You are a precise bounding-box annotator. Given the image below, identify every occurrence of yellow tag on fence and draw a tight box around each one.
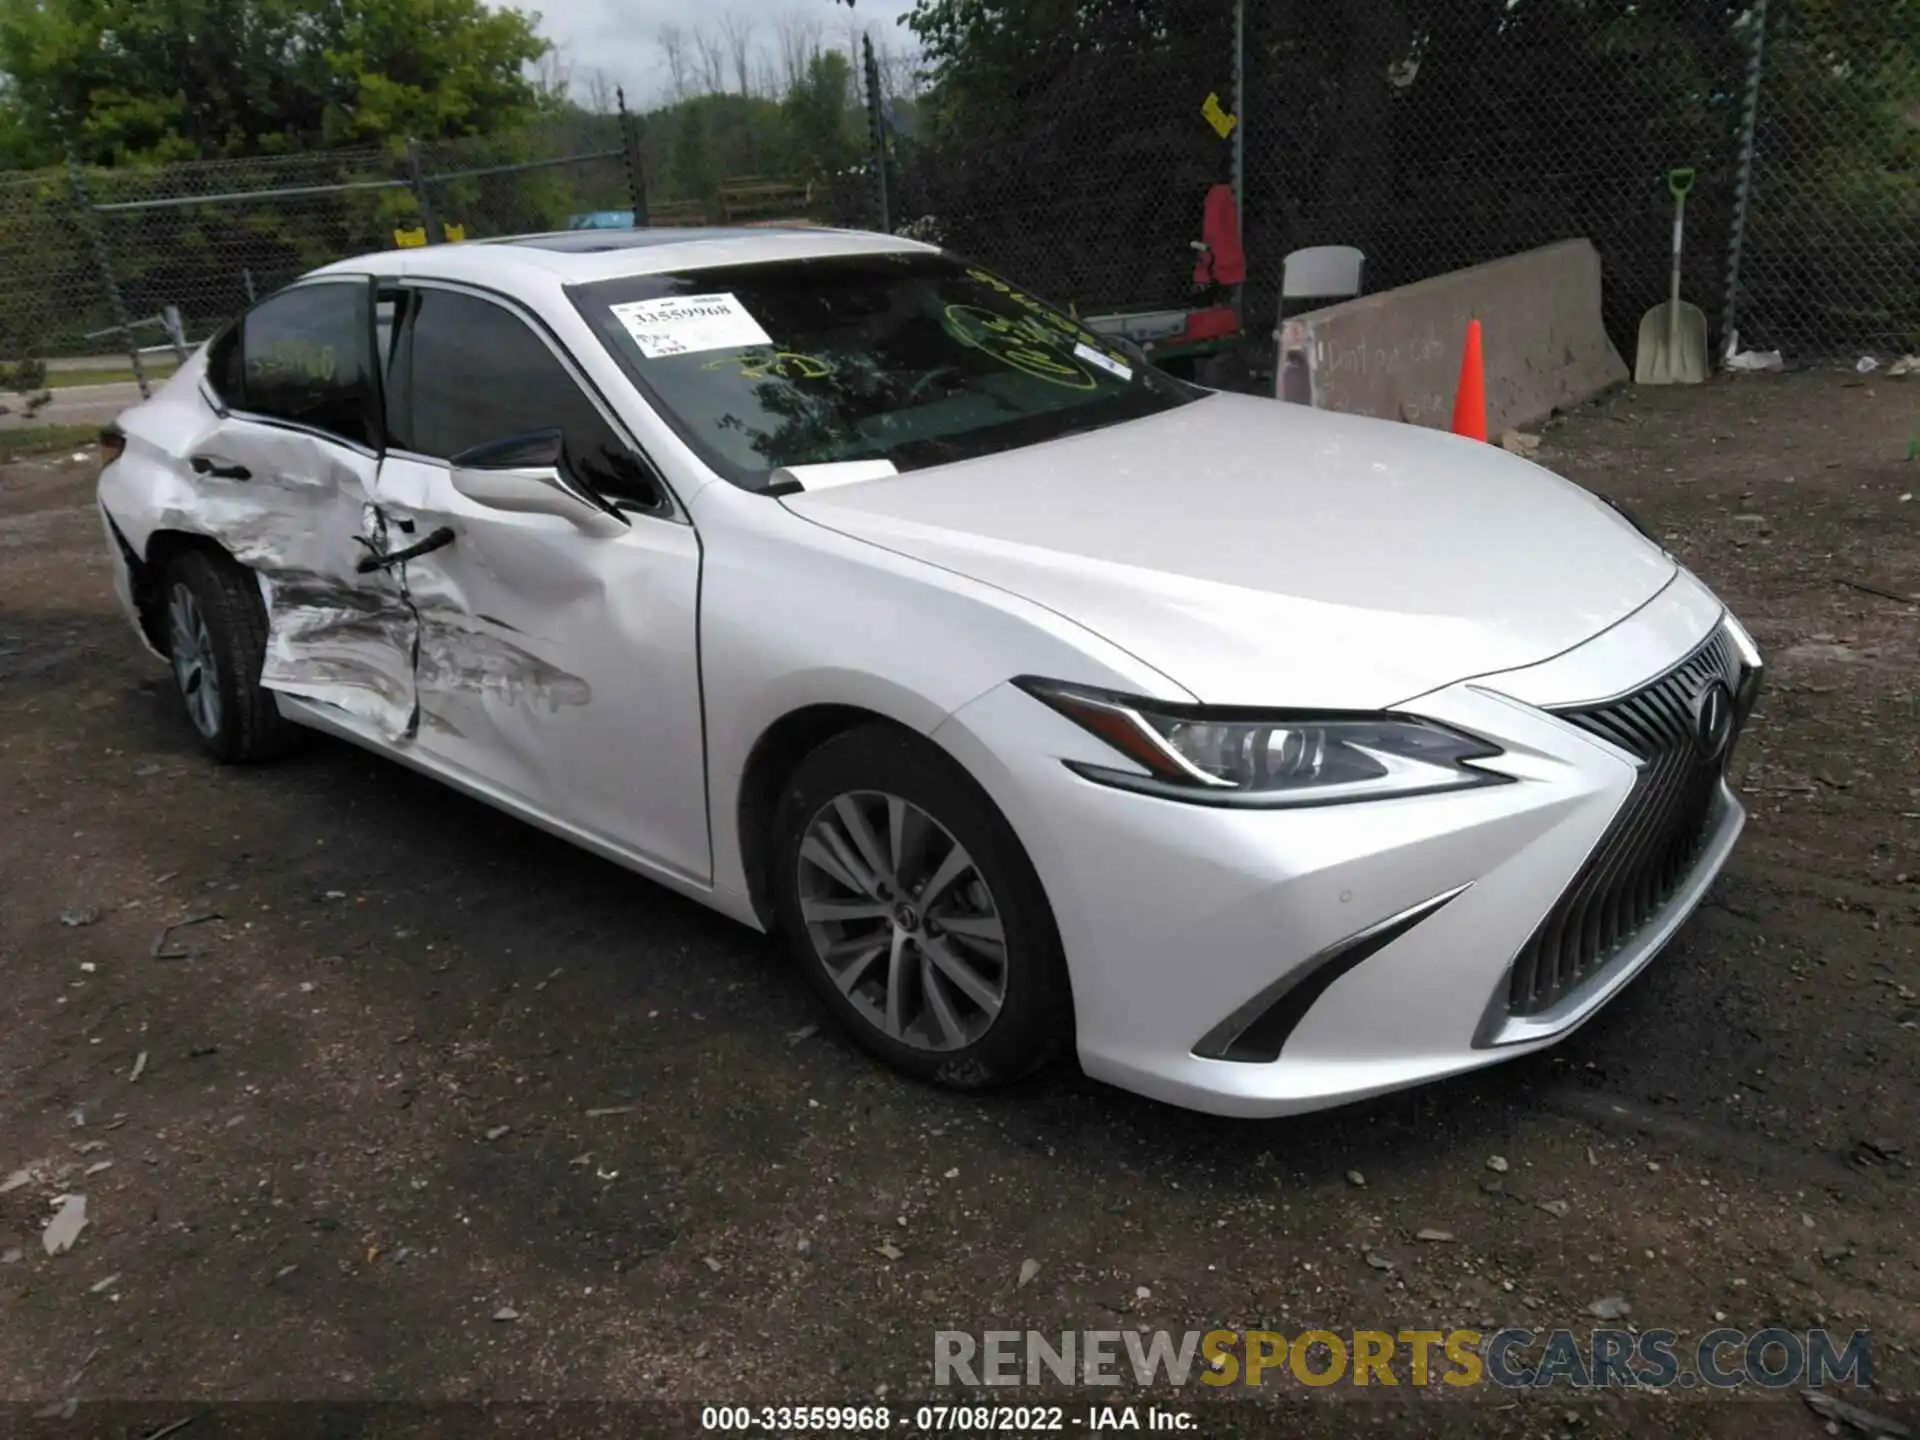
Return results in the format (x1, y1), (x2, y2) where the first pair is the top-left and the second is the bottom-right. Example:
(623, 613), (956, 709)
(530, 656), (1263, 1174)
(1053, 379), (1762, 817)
(1202, 92), (1237, 139)
(393, 227), (427, 248)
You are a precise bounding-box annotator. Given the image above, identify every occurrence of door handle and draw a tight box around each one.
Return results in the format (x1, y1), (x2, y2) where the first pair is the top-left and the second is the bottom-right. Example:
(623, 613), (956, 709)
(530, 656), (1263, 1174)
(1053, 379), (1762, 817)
(190, 455), (252, 480)
(355, 525), (456, 574)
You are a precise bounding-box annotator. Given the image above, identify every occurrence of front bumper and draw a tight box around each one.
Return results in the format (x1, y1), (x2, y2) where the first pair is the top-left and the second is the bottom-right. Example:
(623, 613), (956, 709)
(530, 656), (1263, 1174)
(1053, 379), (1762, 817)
(931, 569), (1756, 1118)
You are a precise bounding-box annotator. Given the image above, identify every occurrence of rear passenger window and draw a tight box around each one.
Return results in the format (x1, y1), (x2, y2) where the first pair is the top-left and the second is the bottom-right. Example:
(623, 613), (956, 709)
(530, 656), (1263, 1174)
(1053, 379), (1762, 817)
(398, 287), (662, 508)
(209, 281), (378, 449)
(207, 323), (245, 403)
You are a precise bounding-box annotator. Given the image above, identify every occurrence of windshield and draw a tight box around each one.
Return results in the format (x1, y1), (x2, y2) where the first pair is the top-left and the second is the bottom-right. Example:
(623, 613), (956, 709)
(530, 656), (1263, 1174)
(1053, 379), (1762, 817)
(567, 252), (1201, 489)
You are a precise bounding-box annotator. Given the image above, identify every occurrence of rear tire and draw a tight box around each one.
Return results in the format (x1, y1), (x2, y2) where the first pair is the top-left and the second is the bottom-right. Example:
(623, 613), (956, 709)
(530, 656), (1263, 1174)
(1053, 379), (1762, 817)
(160, 549), (299, 764)
(769, 724), (1072, 1091)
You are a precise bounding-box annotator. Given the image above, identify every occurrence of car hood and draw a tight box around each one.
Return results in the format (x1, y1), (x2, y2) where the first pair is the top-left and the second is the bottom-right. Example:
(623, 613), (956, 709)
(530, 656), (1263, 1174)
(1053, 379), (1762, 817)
(780, 393), (1677, 709)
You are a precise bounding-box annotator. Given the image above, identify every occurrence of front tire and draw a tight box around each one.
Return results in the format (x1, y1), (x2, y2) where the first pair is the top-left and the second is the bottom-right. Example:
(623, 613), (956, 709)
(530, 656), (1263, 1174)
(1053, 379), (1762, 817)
(769, 725), (1071, 1090)
(160, 549), (298, 764)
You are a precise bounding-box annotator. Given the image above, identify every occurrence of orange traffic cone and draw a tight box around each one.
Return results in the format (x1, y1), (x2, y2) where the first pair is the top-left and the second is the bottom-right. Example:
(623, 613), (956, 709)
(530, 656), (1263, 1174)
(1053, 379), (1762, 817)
(1451, 319), (1487, 442)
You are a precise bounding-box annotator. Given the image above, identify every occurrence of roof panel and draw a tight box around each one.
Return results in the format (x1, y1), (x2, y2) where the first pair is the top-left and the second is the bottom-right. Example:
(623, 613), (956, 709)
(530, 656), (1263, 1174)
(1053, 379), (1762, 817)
(304, 227), (938, 290)
(486, 227), (821, 252)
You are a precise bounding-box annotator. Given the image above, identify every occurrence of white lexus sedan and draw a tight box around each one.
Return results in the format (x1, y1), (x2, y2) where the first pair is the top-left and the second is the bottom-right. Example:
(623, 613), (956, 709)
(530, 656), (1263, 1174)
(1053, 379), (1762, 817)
(97, 226), (1763, 1117)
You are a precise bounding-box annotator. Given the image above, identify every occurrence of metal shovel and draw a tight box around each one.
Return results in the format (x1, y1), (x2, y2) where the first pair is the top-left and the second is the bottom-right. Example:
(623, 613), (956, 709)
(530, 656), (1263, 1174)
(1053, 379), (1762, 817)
(1635, 168), (1708, 385)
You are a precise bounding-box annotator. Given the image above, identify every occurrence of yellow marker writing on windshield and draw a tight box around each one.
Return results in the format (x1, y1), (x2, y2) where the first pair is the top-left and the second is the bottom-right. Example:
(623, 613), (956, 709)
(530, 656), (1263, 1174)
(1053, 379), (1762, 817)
(702, 351), (835, 381)
(942, 304), (1096, 390)
(965, 270), (1134, 373)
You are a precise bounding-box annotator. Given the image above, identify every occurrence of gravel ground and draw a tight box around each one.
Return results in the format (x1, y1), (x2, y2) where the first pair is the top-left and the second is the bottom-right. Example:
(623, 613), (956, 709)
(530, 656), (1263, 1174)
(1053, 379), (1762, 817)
(1, 369), (1916, 1440)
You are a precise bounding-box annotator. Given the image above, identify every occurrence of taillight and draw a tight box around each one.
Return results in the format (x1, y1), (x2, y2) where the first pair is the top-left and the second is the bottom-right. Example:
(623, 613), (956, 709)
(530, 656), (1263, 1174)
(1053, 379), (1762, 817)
(100, 425), (126, 467)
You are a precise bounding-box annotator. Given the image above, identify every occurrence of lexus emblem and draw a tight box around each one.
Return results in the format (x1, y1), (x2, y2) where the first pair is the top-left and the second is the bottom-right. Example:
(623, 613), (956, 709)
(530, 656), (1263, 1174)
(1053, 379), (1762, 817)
(1693, 680), (1735, 761)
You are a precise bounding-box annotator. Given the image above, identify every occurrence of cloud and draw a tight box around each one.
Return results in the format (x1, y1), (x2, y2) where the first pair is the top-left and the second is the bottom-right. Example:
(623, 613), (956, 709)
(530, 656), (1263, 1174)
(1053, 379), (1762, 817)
(528, 0), (921, 107)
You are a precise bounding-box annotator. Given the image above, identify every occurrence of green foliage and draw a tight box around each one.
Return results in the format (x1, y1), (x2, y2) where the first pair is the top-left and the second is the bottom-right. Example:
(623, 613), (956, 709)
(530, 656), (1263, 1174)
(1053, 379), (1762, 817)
(784, 51), (858, 181)
(1741, 0), (1920, 345)
(0, 421), (99, 458)
(637, 92), (798, 207)
(0, 170), (91, 357)
(1, 351), (44, 390)
(666, 101), (716, 203)
(905, 0), (1178, 139)
(0, 0), (550, 167)
(629, 53), (861, 214)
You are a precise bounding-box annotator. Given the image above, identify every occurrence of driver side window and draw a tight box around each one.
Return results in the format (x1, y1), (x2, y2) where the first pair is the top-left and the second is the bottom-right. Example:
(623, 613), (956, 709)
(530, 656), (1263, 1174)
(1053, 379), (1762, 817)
(393, 287), (665, 510)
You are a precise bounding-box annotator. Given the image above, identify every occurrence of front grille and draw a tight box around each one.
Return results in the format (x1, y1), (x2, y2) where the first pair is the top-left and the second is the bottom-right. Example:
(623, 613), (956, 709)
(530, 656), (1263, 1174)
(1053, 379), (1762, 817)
(1505, 627), (1746, 1016)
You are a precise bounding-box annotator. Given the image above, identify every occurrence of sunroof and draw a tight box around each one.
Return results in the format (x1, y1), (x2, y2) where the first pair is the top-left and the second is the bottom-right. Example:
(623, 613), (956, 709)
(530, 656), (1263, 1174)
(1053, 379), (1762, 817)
(494, 228), (816, 253)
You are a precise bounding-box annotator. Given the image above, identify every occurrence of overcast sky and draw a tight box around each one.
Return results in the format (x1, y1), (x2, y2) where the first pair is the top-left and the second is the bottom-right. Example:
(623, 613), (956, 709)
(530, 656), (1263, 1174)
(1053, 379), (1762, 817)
(531, 0), (923, 108)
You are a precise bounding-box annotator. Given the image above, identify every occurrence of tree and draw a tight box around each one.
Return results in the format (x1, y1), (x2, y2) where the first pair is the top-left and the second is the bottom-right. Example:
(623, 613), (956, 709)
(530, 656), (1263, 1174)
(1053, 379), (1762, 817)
(784, 50), (856, 181)
(692, 24), (728, 96)
(669, 99), (714, 200)
(776, 13), (826, 95)
(574, 67), (620, 116)
(531, 47), (574, 109)
(0, 0), (550, 167)
(720, 10), (758, 97)
(658, 24), (694, 102)
(870, 33), (922, 102)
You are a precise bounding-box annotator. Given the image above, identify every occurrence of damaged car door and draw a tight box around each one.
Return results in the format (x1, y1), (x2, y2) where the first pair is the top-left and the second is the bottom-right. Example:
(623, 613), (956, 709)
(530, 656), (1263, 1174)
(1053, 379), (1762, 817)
(188, 276), (419, 739)
(370, 282), (710, 884)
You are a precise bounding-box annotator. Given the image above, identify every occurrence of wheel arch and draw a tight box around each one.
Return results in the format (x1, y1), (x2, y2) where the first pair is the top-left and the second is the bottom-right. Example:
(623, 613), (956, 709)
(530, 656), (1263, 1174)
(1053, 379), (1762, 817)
(127, 526), (246, 654)
(753, 710), (1077, 1084)
(735, 702), (916, 931)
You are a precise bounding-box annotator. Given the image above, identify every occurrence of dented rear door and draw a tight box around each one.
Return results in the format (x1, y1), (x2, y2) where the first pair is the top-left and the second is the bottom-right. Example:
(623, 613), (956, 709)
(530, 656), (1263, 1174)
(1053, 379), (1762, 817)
(167, 276), (419, 740)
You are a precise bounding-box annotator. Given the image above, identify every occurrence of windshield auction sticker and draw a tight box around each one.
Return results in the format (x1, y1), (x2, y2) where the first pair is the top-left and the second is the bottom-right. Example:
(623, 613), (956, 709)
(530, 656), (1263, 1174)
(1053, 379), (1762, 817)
(1073, 341), (1133, 381)
(611, 293), (773, 358)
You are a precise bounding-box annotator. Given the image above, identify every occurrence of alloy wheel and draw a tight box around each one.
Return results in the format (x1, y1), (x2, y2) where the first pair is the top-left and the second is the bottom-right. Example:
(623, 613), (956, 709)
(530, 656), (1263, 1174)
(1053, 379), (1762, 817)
(167, 582), (221, 740)
(795, 790), (1009, 1052)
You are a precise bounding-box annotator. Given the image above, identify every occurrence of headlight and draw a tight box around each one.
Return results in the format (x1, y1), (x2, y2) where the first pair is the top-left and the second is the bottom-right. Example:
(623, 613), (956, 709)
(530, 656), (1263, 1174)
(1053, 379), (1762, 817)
(1015, 679), (1510, 808)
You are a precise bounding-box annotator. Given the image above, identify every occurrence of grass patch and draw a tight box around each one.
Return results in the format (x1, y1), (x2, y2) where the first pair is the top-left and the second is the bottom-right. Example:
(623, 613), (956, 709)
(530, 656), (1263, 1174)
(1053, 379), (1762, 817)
(46, 363), (177, 390)
(0, 424), (104, 462)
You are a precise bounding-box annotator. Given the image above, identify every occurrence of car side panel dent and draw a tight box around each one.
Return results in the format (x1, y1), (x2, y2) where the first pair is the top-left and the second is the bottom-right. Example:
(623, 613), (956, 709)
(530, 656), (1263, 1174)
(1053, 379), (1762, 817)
(255, 497), (416, 736)
(371, 450), (711, 883)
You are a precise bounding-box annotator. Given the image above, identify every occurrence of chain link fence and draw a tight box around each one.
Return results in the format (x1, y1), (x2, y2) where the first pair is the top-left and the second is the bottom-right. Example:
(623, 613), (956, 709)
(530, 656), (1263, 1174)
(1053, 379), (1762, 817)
(866, 0), (1918, 366)
(881, 22), (1235, 328)
(0, 169), (90, 383)
(1731, 0), (1920, 355)
(85, 144), (411, 361)
(0, 0), (1912, 385)
(0, 115), (642, 377)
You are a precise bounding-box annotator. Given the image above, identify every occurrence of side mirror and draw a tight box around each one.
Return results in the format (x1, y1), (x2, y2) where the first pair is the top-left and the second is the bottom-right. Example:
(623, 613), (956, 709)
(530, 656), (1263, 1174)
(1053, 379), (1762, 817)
(448, 429), (627, 537)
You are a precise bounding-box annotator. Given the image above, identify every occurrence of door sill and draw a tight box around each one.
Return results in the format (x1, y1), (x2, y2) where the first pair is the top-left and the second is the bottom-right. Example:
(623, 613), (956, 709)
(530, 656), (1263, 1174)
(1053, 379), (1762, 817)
(273, 694), (759, 929)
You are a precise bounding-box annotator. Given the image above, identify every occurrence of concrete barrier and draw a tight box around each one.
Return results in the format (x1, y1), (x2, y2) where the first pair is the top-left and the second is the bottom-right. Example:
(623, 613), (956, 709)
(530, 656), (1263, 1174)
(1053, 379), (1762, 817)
(1275, 239), (1627, 435)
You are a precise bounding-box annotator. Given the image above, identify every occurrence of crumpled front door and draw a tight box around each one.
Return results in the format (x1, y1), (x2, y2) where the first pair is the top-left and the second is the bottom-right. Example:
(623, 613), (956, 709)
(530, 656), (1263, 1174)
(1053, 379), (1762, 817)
(372, 453), (710, 882)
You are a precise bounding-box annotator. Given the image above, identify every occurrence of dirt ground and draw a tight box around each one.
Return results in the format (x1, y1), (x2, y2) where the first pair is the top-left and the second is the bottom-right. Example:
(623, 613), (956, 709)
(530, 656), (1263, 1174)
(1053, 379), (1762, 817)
(2, 370), (1916, 1440)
